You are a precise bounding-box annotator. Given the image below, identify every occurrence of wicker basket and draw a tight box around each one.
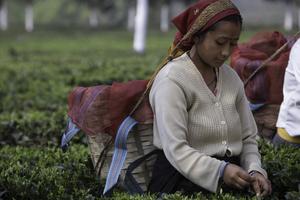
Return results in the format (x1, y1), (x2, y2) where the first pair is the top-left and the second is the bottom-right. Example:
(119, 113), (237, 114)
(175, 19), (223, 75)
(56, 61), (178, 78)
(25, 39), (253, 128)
(252, 104), (280, 141)
(87, 123), (155, 191)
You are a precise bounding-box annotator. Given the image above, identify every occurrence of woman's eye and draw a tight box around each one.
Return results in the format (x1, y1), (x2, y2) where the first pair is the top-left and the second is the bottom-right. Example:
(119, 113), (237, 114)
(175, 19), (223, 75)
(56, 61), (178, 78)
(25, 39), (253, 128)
(216, 41), (226, 45)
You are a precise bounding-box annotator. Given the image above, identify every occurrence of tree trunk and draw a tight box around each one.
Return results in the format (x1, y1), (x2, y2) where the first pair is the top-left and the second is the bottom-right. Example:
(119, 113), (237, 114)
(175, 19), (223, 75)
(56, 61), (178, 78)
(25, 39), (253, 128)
(298, 6), (300, 29)
(25, 0), (34, 32)
(89, 6), (99, 28)
(127, 3), (136, 31)
(284, 0), (293, 31)
(0, 0), (8, 31)
(160, 4), (169, 32)
(133, 0), (148, 54)
(170, 0), (185, 18)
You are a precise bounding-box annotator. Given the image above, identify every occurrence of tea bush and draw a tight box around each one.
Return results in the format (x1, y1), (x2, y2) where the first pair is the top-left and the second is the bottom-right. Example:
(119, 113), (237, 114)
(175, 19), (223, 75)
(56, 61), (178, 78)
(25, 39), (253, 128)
(260, 141), (300, 199)
(0, 145), (101, 200)
(0, 142), (299, 199)
(0, 30), (169, 146)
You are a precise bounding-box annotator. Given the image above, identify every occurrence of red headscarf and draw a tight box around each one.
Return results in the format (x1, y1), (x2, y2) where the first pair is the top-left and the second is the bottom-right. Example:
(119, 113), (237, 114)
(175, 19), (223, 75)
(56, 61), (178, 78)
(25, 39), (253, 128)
(171, 0), (241, 51)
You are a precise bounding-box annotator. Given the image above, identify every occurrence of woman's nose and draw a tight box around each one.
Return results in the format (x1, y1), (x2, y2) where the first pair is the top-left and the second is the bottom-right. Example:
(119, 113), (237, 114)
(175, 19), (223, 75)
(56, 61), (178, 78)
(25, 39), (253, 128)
(221, 44), (231, 58)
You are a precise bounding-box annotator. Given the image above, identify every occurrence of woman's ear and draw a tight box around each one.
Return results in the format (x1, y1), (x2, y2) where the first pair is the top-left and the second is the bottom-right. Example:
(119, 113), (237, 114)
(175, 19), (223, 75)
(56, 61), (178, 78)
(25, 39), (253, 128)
(193, 36), (200, 44)
(193, 33), (205, 45)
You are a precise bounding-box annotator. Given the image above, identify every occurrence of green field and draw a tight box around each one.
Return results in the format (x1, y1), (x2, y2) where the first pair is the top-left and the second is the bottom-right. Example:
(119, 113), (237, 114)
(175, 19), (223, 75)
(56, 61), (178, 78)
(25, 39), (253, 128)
(0, 29), (299, 199)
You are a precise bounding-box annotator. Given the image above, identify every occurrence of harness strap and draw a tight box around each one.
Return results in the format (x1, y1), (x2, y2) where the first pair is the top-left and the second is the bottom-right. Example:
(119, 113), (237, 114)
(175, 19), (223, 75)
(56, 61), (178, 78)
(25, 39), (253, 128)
(61, 117), (80, 152)
(103, 116), (138, 194)
(123, 149), (161, 194)
(249, 103), (265, 111)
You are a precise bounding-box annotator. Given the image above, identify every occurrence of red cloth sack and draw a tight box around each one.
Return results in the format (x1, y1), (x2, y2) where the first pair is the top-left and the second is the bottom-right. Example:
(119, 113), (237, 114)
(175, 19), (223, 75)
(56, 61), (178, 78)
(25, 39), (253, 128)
(67, 80), (153, 138)
(230, 31), (292, 104)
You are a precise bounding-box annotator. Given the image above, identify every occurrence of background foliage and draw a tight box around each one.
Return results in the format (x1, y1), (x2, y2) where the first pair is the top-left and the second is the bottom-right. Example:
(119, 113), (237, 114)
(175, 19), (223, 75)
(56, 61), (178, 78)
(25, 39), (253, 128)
(5, 0), (194, 29)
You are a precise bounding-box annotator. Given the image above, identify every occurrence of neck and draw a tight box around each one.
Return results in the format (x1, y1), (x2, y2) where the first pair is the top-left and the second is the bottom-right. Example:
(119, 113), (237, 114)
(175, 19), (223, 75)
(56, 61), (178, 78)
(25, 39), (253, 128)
(188, 47), (215, 79)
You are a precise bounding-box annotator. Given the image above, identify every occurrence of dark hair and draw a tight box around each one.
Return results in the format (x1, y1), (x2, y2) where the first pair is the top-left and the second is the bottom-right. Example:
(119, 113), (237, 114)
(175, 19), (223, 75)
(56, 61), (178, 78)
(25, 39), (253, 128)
(195, 14), (243, 39)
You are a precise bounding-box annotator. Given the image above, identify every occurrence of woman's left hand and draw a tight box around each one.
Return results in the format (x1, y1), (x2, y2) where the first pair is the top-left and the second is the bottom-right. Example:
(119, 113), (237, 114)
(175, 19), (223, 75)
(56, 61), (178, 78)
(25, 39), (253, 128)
(250, 171), (272, 197)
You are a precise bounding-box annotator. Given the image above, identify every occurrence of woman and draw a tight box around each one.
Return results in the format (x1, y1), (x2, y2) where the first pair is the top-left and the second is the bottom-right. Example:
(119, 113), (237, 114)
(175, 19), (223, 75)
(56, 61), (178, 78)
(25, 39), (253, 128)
(148, 0), (272, 197)
(274, 38), (300, 147)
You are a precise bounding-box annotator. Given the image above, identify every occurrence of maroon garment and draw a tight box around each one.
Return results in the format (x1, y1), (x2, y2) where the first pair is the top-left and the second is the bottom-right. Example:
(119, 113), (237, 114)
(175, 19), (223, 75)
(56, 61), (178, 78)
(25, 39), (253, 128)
(230, 31), (292, 104)
(67, 80), (153, 137)
(172, 0), (241, 51)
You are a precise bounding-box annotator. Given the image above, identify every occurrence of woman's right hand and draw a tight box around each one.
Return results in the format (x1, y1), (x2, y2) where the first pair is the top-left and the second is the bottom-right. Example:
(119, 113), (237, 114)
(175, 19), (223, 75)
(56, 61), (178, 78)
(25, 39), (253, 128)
(223, 164), (255, 190)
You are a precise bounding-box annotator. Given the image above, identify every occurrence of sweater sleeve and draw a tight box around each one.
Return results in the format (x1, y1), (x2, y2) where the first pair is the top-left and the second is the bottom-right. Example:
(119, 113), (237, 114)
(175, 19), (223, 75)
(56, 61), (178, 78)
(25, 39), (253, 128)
(150, 77), (223, 193)
(236, 84), (268, 178)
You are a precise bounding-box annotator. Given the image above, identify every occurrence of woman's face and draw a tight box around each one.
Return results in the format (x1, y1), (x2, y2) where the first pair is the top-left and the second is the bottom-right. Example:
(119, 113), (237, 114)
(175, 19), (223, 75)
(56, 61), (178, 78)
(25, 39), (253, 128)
(193, 20), (241, 69)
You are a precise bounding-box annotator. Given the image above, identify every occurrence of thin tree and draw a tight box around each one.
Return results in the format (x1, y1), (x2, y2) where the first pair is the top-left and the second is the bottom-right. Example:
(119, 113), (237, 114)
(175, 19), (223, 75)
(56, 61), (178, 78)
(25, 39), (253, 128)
(88, 0), (99, 28)
(25, 0), (34, 32)
(263, 0), (295, 31)
(160, 0), (170, 32)
(75, 0), (99, 28)
(127, 0), (136, 31)
(284, 0), (294, 31)
(295, 0), (300, 29)
(133, 0), (149, 54)
(0, 0), (8, 31)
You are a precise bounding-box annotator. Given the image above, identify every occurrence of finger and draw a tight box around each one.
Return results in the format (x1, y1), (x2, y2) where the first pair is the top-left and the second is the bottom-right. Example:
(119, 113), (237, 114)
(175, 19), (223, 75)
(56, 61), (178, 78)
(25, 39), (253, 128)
(267, 180), (272, 194)
(252, 180), (261, 197)
(268, 181), (272, 195)
(235, 176), (251, 189)
(233, 181), (244, 190)
(260, 188), (268, 197)
(260, 179), (270, 197)
(238, 170), (255, 183)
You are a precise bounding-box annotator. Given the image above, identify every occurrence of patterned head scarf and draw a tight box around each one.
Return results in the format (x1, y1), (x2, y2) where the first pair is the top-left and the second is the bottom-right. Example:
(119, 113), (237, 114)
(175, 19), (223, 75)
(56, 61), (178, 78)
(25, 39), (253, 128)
(147, 0), (241, 100)
(171, 0), (241, 52)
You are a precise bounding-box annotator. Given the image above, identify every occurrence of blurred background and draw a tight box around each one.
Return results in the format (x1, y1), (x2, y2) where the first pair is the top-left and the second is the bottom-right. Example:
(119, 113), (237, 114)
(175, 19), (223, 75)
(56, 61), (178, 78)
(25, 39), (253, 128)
(0, 0), (300, 32)
(0, 0), (300, 53)
(0, 0), (299, 53)
(1, 0), (300, 30)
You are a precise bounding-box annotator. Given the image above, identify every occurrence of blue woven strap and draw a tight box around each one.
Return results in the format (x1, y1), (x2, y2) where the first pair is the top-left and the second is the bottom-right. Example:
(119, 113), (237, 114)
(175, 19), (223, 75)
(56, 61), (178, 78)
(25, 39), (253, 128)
(61, 117), (80, 152)
(249, 103), (265, 111)
(103, 116), (138, 195)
